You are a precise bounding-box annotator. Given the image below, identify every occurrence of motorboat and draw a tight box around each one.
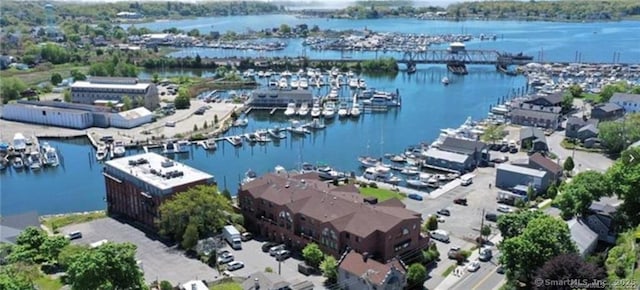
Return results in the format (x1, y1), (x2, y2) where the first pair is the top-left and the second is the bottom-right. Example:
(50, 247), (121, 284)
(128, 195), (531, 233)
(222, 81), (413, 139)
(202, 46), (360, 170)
(337, 103), (349, 118)
(348, 78), (359, 88)
(406, 179), (429, 188)
(310, 102), (322, 118)
(350, 103), (361, 118)
(177, 140), (191, 151)
(264, 70), (273, 78)
(289, 126), (310, 136)
(163, 140), (185, 154)
(229, 136), (243, 146)
(290, 78), (299, 89)
(233, 118), (249, 127)
(41, 142), (59, 167)
(363, 166), (393, 181)
(112, 141), (126, 158)
(284, 103), (297, 117)
(268, 127), (287, 139)
(322, 102), (336, 119)
(297, 102), (309, 116)
(307, 118), (326, 130)
(327, 88), (339, 100)
(204, 139), (217, 150)
(358, 79), (367, 89)
(96, 145), (108, 161)
(257, 71), (265, 78)
(28, 151), (43, 170)
(442, 77), (449, 85)
(389, 154), (406, 163)
(299, 78), (309, 89)
(400, 166), (420, 176)
(12, 133), (27, 151)
(301, 162), (316, 173)
(242, 169), (257, 184)
(268, 79), (278, 88)
(426, 177), (439, 188)
(244, 133), (258, 143)
(358, 156), (380, 168)
(12, 157), (24, 170)
(281, 70), (292, 78)
(254, 130), (271, 143)
(317, 166), (346, 180)
(278, 77), (288, 89)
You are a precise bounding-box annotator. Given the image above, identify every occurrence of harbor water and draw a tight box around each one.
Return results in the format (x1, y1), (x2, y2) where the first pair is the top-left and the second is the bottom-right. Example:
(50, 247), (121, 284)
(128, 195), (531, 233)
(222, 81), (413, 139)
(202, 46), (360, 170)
(2, 17), (640, 216)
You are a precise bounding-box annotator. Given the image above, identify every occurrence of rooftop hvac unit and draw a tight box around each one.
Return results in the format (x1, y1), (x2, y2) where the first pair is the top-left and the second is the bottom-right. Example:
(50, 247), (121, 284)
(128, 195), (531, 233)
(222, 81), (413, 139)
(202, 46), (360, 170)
(161, 159), (174, 168)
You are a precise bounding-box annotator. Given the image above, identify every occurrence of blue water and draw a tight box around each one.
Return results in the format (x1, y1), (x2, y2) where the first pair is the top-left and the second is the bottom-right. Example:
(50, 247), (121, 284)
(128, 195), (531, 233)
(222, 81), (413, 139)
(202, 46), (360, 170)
(2, 17), (640, 216)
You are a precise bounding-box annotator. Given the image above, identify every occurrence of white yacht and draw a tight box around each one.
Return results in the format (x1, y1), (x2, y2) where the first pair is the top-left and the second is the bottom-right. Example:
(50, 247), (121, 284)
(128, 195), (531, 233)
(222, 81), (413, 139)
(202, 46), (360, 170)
(28, 151), (43, 170)
(96, 145), (108, 161)
(337, 103), (349, 118)
(358, 79), (367, 89)
(297, 102), (309, 116)
(327, 88), (339, 100)
(257, 71), (265, 78)
(12, 157), (24, 170)
(310, 102), (322, 118)
(264, 70), (273, 78)
(290, 78), (299, 89)
(229, 136), (243, 147)
(268, 79), (278, 88)
(204, 139), (217, 150)
(41, 142), (59, 167)
(12, 133), (27, 152)
(278, 77), (288, 89)
(163, 140), (188, 154)
(322, 102), (336, 119)
(299, 78), (309, 89)
(350, 103), (361, 118)
(112, 141), (126, 158)
(233, 118), (249, 127)
(281, 70), (292, 78)
(177, 140), (191, 152)
(348, 78), (359, 88)
(284, 103), (297, 117)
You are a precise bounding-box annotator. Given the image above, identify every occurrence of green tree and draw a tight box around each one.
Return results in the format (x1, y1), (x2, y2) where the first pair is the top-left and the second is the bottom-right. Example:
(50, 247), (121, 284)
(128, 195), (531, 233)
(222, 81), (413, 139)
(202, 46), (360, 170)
(160, 280), (173, 290)
(174, 88), (191, 109)
(406, 263), (427, 289)
(181, 221), (199, 250)
(302, 243), (324, 268)
(157, 185), (232, 243)
(481, 124), (507, 144)
(563, 156), (574, 172)
(58, 244), (89, 269)
(481, 225), (491, 239)
(426, 215), (438, 231)
(319, 255), (338, 282)
(66, 242), (145, 290)
(546, 182), (558, 199)
(568, 85), (583, 98)
(553, 170), (611, 218)
(221, 189), (232, 200)
(63, 89), (72, 102)
(152, 73), (160, 84)
(40, 235), (70, 264)
(122, 95), (133, 110)
(499, 215), (577, 285)
(50, 73), (63, 86)
(0, 263), (36, 290)
(497, 210), (544, 239)
(70, 69), (86, 81)
(279, 24), (291, 34)
(605, 225), (639, 281)
(561, 93), (573, 113)
(599, 82), (629, 102)
(0, 77), (27, 102)
(606, 147), (640, 228)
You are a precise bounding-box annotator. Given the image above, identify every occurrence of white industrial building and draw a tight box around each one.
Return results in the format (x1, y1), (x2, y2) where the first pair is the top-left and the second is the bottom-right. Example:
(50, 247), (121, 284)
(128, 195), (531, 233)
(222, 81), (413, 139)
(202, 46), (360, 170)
(110, 107), (153, 129)
(1, 102), (94, 129)
(71, 77), (159, 110)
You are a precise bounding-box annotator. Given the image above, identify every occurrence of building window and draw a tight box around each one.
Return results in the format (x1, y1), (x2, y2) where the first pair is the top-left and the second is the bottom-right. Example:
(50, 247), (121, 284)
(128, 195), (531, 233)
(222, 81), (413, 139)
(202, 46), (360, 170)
(394, 239), (411, 252)
(402, 228), (409, 235)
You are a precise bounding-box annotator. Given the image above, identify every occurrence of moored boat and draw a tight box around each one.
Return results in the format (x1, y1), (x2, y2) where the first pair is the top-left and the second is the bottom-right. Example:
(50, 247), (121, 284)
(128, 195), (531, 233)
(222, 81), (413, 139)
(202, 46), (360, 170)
(12, 157), (24, 170)
(28, 151), (43, 170)
(297, 102), (309, 116)
(96, 145), (108, 161)
(350, 103), (361, 118)
(337, 103), (349, 118)
(284, 103), (297, 117)
(112, 141), (126, 158)
(41, 142), (59, 167)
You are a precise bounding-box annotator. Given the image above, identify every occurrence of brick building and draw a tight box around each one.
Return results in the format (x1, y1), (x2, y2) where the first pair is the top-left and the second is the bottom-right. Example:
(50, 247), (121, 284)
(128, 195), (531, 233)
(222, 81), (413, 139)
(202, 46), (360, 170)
(103, 153), (215, 229)
(238, 172), (430, 263)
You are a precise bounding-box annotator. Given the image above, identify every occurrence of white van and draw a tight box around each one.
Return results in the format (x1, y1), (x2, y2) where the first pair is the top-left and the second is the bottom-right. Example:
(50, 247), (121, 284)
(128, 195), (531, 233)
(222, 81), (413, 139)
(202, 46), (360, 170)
(430, 230), (450, 243)
(90, 239), (109, 248)
(461, 176), (473, 186)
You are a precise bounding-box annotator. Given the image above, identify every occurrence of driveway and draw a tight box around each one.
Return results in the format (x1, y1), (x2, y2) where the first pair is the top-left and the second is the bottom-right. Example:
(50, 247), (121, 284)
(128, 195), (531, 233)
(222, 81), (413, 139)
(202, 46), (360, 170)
(546, 131), (614, 173)
(60, 218), (217, 286)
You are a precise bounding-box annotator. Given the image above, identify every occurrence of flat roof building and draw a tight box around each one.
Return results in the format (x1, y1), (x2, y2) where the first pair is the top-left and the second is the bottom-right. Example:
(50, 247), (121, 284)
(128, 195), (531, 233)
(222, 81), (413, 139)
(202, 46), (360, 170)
(495, 163), (550, 194)
(71, 77), (159, 110)
(248, 89), (313, 108)
(103, 153), (214, 228)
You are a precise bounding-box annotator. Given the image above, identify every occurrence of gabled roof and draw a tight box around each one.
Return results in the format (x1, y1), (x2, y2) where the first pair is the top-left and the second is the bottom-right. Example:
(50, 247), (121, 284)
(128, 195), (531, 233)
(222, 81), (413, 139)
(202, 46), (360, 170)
(567, 116), (587, 127)
(511, 108), (560, 120)
(439, 137), (486, 155)
(241, 271), (290, 290)
(610, 92), (640, 104)
(567, 218), (598, 255)
(519, 127), (547, 143)
(529, 153), (562, 174)
(524, 93), (563, 106)
(593, 102), (623, 113)
(578, 124), (598, 134)
(338, 250), (406, 286)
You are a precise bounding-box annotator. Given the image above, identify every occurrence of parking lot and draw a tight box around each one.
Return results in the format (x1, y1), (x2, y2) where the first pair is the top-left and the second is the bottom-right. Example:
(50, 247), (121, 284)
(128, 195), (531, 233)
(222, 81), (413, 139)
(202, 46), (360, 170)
(60, 218), (218, 286)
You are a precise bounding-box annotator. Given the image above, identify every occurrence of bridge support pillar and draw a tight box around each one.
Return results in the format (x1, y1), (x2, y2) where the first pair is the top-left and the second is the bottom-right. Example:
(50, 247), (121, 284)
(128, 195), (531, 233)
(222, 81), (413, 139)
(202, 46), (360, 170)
(446, 61), (468, 75)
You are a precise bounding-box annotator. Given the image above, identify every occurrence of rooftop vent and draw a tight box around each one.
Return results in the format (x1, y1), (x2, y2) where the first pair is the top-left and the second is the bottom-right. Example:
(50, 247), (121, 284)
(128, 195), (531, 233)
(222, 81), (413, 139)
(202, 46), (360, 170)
(161, 159), (174, 168)
(285, 182), (290, 188)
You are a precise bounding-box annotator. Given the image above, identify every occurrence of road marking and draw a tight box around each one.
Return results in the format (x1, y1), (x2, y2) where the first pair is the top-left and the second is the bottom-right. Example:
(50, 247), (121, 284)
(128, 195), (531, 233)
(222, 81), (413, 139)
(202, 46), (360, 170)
(471, 267), (498, 290)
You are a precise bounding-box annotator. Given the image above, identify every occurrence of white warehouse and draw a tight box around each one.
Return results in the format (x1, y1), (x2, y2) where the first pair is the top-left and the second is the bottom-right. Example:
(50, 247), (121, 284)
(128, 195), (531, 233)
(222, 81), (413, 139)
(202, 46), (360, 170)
(110, 107), (153, 129)
(71, 77), (159, 110)
(1, 102), (94, 129)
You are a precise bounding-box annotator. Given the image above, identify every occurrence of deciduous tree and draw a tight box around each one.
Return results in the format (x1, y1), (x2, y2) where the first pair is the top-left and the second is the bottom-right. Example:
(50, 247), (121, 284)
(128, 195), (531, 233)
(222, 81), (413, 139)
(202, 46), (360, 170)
(481, 124), (507, 144)
(553, 170), (611, 218)
(181, 221), (199, 250)
(40, 235), (70, 264)
(606, 147), (640, 228)
(563, 156), (574, 172)
(302, 243), (324, 268)
(496, 210), (544, 239)
(406, 263), (427, 289)
(0, 77), (27, 102)
(534, 253), (605, 290)
(50, 73), (63, 86)
(319, 255), (337, 283)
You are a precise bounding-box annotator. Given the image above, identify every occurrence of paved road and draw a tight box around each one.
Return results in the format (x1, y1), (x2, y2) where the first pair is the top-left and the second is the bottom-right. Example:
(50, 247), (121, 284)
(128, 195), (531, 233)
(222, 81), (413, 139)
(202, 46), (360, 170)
(450, 254), (502, 290)
(546, 131), (613, 173)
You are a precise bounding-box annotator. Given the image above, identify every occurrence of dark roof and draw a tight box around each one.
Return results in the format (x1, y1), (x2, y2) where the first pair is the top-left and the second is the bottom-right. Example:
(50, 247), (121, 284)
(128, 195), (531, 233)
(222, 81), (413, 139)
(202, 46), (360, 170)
(593, 102), (624, 113)
(589, 202), (617, 216)
(242, 173), (420, 238)
(338, 250), (406, 286)
(610, 92), (640, 104)
(510, 108), (560, 120)
(578, 124), (598, 134)
(519, 127), (547, 143)
(524, 93), (563, 106)
(0, 211), (40, 243)
(439, 137), (486, 155)
(529, 153), (562, 174)
(242, 271), (290, 290)
(567, 116), (587, 127)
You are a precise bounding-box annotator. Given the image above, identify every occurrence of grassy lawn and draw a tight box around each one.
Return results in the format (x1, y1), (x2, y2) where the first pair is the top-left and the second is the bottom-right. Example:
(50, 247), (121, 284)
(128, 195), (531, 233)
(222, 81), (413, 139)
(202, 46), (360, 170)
(42, 211), (106, 233)
(582, 93), (603, 103)
(442, 264), (456, 277)
(359, 186), (405, 201)
(0, 64), (90, 86)
(210, 282), (242, 290)
(35, 276), (63, 290)
(560, 139), (603, 153)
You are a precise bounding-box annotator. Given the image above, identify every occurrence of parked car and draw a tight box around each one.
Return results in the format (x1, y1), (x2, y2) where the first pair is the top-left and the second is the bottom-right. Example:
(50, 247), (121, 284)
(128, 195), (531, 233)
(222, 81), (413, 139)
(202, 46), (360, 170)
(485, 213), (499, 222)
(269, 245), (286, 256)
(496, 265), (505, 274)
(218, 250), (231, 257)
(262, 242), (279, 253)
(453, 198), (468, 206)
(241, 232), (253, 241)
(165, 121), (176, 127)
(408, 193), (423, 201)
(479, 247), (493, 262)
(447, 247), (461, 259)
(509, 147), (518, 154)
(466, 260), (481, 272)
(497, 205), (513, 213)
(66, 231), (82, 240)
(276, 250), (291, 261)
(217, 252), (234, 264)
(430, 229), (450, 243)
(298, 262), (315, 276)
(226, 261), (244, 271)
(437, 209), (451, 216)
(460, 176), (473, 186)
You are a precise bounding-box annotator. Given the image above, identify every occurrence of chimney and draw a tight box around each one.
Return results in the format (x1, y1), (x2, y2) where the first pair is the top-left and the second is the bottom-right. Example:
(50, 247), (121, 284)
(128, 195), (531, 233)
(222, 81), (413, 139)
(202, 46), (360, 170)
(254, 278), (260, 289)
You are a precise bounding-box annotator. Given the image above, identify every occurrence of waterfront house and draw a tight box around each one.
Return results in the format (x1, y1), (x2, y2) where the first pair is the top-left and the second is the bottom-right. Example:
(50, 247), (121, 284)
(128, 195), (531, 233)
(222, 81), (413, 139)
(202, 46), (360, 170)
(495, 163), (550, 194)
(509, 106), (561, 129)
(103, 153), (215, 229)
(524, 93), (564, 107)
(436, 136), (489, 166)
(0, 211), (39, 244)
(248, 89), (313, 108)
(519, 127), (548, 152)
(238, 172), (430, 263)
(610, 93), (640, 113)
(566, 117), (599, 142)
(567, 218), (598, 257)
(423, 147), (473, 173)
(71, 77), (159, 110)
(337, 250), (407, 290)
(590, 102), (624, 121)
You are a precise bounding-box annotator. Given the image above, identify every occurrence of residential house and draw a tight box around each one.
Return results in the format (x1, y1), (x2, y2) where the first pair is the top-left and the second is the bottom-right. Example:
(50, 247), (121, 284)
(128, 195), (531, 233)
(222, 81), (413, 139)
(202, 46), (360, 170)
(590, 102), (624, 121)
(495, 163), (550, 194)
(566, 117), (599, 143)
(510, 107), (561, 129)
(180, 280), (207, 290)
(610, 93), (640, 113)
(584, 202), (618, 244)
(524, 93), (564, 107)
(337, 250), (406, 290)
(519, 127), (548, 152)
(238, 172), (430, 263)
(567, 218), (599, 257)
(0, 211), (40, 244)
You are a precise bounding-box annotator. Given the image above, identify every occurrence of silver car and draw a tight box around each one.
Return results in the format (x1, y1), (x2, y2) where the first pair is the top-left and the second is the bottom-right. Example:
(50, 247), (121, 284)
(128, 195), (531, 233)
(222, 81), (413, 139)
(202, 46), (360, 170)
(226, 261), (244, 271)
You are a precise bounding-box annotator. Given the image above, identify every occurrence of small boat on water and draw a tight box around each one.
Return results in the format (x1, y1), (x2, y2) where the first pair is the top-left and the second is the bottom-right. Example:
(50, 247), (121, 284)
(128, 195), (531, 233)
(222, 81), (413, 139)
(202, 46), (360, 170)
(358, 79), (367, 89)
(41, 142), (59, 167)
(112, 141), (126, 158)
(268, 127), (287, 139)
(358, 156), (381, 168)
(400, 166), (420, 176)
(350, 103), (361, 118)
(406, 179), (429, 188)
(12, 157), (24, 170)
(297, 102), (309, 116)
(426, 177), (439, 188)
(301, 162), (316, 173)
(244, 133), (258, 143)
(284, 103), (297, 117)
(28, 151), (43, 170)
(233, 118), (249, 127)
(389, 154), (406, 163)
(317, 166), (346, 180)
(308, 118), (326, 130)
(289, 126), (310, 136)
(310, 102), (322, 118)
(229, 136), (243, 146)
(242, 169), (258, 184)
(337, 103), (349, 118)
(204, 139), (217, 150)
(327, 88), (339, 100)
(299, 78), (309, 89)
(96, 145), (108, 161)
(442, 77), (449, 85)
(254, 130), (271, 143)
(322, 102), (336, 119)
(348, 78), (359, 88)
